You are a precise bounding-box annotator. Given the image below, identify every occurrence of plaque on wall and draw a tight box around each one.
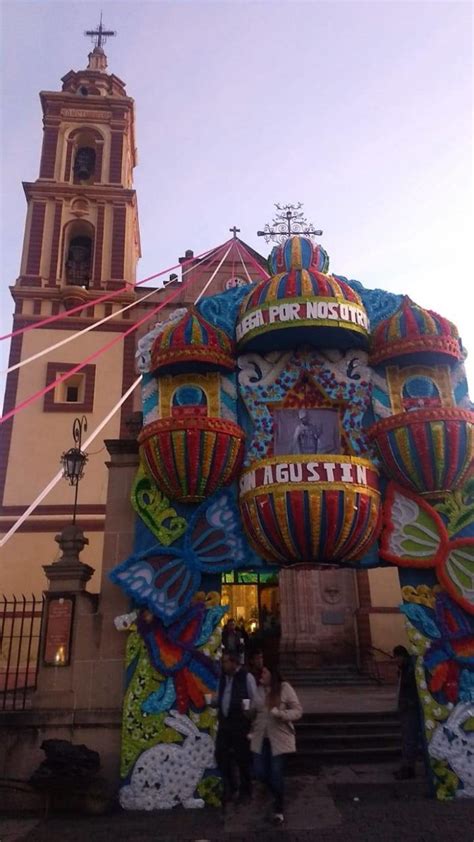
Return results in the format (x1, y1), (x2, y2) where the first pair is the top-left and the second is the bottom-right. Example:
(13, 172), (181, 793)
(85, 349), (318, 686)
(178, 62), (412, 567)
(43, 595), (75, 666)
(321, 609), (345, 625)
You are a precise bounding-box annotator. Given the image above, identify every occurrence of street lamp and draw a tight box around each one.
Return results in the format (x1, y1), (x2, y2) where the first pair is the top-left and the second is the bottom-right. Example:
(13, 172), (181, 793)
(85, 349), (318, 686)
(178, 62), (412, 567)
(60, 416), (88, 524)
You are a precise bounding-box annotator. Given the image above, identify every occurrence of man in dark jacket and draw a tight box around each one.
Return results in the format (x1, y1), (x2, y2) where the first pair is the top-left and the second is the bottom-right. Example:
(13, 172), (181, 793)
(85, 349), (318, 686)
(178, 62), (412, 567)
(215, 652), (257, 805)
(393, 645), (421, 779)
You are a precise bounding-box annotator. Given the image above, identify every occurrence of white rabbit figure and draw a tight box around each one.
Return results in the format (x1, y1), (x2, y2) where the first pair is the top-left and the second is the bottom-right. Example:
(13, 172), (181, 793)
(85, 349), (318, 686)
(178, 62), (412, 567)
(119, 709), (215, 810)
(429, 702), (474, 798)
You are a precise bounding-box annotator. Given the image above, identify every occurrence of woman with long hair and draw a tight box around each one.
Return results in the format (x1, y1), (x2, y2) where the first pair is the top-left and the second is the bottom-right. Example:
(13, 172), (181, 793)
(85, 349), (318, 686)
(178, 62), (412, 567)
(249, 665), (303, 825)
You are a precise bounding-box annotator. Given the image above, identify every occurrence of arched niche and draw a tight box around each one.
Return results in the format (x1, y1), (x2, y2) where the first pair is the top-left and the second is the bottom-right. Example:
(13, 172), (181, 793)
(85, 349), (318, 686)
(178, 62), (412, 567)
(401, 375), (441, 411)
(158, 373), (220, 419)
(171, 384), (208, 419)
(386, 365), (454, 413)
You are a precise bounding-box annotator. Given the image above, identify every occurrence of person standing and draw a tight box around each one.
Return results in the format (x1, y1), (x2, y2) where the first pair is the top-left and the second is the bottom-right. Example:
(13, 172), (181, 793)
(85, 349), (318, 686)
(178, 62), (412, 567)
(238, 619), (249, 661)
(215, 652), (257, 806)
(249, 665), (303, 826)
(393, 644), (421, 779)
(222, 618), (244, 660)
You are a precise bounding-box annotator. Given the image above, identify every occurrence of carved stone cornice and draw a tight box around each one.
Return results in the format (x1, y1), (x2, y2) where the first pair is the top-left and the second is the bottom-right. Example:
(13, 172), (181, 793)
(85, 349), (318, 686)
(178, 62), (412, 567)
(22, 181), (137, 202)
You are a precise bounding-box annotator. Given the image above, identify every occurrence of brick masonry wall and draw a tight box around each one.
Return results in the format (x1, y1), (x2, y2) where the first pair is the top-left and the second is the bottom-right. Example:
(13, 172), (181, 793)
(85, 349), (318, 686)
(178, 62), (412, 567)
(110, 206), (126, 280)
(48, 202), (63, 286)
(25, 203), (46, 276)
(93, 205), (105, 287)
(0, 334), (23, 506)
(39, 127), (59, 179)
(109, 132), (123, 184)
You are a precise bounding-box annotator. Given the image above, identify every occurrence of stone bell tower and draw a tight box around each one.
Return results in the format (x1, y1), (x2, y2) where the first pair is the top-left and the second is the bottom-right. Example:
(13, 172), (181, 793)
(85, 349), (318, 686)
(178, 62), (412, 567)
(0, 22), (141, 595)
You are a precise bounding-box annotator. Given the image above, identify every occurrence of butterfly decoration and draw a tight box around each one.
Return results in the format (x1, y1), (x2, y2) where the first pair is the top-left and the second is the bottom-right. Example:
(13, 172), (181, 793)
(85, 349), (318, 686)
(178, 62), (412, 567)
(137, 600), (227, 714)
(110, 489), (258, 624)
(380, 482), (474, 615)
(401, 592), (474, 704)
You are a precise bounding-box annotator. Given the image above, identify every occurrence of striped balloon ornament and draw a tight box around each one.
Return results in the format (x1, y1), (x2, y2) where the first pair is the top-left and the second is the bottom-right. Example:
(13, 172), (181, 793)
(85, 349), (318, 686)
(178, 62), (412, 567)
(139, 418), (245, 503)
(370, 408), (474, 493)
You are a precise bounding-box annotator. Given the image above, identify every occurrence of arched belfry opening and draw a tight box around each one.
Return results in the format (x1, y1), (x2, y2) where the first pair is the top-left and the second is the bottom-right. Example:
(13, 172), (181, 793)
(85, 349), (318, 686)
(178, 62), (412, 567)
(63, 220), (95, 288)
(65, 127), (103, 185)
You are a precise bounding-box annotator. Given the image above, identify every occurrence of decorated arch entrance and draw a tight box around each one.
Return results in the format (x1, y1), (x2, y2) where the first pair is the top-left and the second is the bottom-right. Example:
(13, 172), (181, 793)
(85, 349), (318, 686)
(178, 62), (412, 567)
(110, 233), (474, 807)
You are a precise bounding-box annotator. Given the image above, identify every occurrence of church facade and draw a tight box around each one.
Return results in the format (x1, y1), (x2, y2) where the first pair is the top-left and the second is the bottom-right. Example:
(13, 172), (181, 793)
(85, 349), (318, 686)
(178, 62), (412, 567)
(1, 35), (473, 807)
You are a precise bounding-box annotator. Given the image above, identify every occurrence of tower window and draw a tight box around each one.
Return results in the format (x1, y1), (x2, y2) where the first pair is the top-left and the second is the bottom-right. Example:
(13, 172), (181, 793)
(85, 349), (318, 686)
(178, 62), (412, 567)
(66, 385), (79, 402)
(57, 374), (85, 404)
(44, 363), (96, 413)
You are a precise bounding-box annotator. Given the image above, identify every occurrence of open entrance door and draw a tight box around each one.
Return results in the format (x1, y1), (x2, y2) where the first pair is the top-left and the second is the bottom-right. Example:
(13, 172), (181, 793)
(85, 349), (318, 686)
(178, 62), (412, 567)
(221, 570), (280, 666)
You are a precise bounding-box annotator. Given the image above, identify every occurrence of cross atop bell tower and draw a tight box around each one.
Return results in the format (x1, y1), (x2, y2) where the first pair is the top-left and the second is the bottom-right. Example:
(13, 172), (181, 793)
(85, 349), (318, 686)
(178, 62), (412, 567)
(85, 12), (117, 49)
(84, 13), (117, 72)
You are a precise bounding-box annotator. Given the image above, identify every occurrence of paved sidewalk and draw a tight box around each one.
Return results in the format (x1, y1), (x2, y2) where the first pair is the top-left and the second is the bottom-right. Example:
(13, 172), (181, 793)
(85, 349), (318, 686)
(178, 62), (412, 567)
(1, 770), (473, 842)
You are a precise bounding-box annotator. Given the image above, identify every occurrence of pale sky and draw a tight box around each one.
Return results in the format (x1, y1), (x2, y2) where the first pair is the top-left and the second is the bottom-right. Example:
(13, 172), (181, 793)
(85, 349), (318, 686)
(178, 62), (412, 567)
(1, 0), (473, 391)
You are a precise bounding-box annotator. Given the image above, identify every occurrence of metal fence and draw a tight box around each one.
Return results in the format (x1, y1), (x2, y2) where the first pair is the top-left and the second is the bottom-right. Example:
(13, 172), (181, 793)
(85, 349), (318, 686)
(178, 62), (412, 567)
(0, 595), (44, 711)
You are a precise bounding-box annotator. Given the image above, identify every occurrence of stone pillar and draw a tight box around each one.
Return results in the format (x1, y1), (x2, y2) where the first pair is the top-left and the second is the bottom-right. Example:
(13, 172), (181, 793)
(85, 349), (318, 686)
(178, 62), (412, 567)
(86, 438), (139, 712)
(354, 570), (373, 663)
(34, 439), (138, 710)
(34, 524), (97, 709)
(279, 567), (358, 669)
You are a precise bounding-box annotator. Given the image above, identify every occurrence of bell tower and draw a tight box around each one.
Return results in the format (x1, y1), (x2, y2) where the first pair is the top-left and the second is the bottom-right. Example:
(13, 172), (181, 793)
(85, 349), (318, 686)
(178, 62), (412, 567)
(18, 26), (139, 300)
(0, 24), (141, 595)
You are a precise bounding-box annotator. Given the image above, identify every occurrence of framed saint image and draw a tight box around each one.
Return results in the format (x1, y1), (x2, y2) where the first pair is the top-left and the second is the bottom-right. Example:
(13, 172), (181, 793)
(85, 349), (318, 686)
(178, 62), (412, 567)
(273, 408), (341, 456)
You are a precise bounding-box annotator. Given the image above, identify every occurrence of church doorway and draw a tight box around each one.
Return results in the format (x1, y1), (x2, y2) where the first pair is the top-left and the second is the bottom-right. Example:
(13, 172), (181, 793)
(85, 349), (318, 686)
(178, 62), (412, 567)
(221, 570), (280, 665)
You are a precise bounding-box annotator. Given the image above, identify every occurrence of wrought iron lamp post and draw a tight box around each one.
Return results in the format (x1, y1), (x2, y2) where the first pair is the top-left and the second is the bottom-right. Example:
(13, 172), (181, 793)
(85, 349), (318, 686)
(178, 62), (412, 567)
(60, 416), (88, 524)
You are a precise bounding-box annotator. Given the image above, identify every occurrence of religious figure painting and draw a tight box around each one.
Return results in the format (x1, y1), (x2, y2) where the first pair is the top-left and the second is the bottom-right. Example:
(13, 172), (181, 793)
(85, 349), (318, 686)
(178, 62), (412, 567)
(273, 408), (341, 456)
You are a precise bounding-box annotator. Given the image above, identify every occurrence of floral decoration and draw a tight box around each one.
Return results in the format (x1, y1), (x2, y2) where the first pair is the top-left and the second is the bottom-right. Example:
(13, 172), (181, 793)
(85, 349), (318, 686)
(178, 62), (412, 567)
(381, 482), (474, 614)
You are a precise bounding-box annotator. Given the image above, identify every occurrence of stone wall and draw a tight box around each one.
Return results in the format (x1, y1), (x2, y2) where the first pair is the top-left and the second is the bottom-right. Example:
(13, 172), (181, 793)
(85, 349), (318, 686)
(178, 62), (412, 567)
(0, 709), (121, 810)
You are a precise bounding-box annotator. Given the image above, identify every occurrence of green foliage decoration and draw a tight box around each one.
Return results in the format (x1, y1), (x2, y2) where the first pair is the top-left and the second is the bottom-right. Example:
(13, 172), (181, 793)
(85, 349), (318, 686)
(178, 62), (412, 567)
(434, 479), (474, 537)
(431, 759), (460, 801)
(197, 775), (223, 807)
(121, 630), (182, 778)
(131, 462), (187, 545)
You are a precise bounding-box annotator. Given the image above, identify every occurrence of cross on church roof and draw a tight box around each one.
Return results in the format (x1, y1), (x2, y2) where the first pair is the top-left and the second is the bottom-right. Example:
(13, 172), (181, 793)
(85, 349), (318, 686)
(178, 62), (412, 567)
(229, 226), (241, 239)
(257, 203), (323, 245)
(84, 11), (117, 49)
